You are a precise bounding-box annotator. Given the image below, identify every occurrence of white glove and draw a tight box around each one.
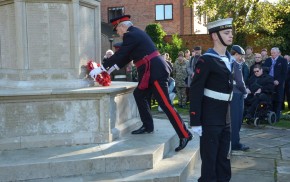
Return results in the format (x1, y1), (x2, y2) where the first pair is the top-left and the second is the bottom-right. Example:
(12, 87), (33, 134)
(190, 126), (202, 136)
(89, 67), (102, 78)
(243, 94), (248, 99)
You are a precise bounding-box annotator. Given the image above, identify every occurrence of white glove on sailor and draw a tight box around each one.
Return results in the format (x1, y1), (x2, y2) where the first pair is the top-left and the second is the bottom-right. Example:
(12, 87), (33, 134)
(89, 64), (106, 78)
(243, 94), (248, 99)
(190, 126), (202, 137)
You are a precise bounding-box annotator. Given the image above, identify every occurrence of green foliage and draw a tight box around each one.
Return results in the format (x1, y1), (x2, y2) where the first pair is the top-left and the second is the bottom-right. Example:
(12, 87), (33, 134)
(145, 23), (166, 49)
(185, 0), (290, 49)
(145, 23), (184, 62)
(273, 6), (290, 54)
(168, 34), (184, 62)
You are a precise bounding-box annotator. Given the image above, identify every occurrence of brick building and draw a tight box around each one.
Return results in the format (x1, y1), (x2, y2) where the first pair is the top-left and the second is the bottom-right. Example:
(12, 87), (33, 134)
(100, 0), (209, 56)
(101, 0), (207, 35)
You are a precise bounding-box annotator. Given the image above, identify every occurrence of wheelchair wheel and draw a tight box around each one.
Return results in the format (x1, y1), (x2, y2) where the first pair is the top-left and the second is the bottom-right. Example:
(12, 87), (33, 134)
(254, 118), (260, 127)
(267, 111), (276, 125)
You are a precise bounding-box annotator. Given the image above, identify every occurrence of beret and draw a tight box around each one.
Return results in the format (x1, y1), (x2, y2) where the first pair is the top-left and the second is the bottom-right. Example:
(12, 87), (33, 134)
(231, 45), (245, 55)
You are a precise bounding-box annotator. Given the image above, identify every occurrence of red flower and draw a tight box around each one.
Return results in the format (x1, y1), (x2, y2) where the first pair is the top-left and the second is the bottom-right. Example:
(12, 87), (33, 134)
(87, 60), (95, 71)
(86, 60), (111, 86)
(95, 71), (111, 86)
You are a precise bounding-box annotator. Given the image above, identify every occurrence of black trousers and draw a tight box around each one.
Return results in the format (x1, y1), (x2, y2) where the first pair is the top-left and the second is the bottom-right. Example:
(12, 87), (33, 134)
(198, 124), (231, 182)
(285, 82), (290, 109)
(133, 79), (190, 139)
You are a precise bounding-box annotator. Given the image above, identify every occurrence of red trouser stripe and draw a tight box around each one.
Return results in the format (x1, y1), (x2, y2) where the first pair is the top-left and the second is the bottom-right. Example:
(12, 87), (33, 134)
(154, 80), (189, 138)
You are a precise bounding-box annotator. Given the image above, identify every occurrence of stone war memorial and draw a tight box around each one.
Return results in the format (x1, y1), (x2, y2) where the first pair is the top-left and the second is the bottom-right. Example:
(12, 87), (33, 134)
(0, 1), (201, 181)
(0, 0), (139, 151)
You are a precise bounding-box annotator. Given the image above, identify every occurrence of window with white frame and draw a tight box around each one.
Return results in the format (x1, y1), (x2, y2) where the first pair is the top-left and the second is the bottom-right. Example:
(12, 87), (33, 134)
(108, 7), (124, 22)
(155, 4), (173, 21)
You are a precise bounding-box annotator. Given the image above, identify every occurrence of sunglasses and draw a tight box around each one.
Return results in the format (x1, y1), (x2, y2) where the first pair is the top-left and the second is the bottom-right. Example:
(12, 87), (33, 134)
(254, 70), (260, 73)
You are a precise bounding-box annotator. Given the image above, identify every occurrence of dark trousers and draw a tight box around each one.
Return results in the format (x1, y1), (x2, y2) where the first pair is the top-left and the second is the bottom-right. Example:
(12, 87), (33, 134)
(230, 93), (244, 148)
(273, 84), (285, 120)
(133, 79), (190, 139)
(285, 82), (290, 109)
(273, 100), (282, 120)
(198, 124), (231, 182)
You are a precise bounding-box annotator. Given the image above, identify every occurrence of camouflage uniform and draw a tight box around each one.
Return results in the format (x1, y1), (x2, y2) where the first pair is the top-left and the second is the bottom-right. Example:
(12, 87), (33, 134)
(245, 53), (255, 68)
(173, 58), (189, 107)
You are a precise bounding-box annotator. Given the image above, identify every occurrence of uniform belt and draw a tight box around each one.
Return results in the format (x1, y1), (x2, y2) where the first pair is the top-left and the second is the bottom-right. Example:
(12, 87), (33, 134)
(114, 75), (126, 79)
(204, 88), (232, 101)
(135, 51), (160, 90)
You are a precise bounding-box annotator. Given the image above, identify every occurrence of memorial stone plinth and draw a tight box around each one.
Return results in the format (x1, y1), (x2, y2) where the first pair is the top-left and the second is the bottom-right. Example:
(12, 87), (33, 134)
(0, 0), (102, 89)
(0, 0), (140, 150)
(0, 82), (140, 150)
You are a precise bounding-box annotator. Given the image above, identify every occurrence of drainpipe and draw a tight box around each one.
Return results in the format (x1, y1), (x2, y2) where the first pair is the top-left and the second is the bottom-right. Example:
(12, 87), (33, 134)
(180, 0), (184, 35)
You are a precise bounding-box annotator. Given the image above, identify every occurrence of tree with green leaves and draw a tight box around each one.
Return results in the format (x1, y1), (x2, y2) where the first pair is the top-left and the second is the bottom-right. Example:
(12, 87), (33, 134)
(185, 0), (290, 51)
(145, 23), (184, 62)
(145, 23), (167, 51)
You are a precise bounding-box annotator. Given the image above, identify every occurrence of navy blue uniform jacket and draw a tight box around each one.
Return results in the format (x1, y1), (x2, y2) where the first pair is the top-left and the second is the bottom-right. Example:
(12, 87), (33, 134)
(189, 49), (234, 126)
(232, 61), (247, 94)
(103, 26), (171, 83)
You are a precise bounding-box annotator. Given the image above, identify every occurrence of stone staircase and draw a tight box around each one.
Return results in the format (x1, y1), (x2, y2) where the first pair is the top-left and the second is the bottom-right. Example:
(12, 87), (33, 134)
(0, 118), (200, 182)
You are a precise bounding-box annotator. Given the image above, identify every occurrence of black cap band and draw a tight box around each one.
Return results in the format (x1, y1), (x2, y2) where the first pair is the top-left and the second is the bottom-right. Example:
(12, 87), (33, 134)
(208, 24), (232, 34)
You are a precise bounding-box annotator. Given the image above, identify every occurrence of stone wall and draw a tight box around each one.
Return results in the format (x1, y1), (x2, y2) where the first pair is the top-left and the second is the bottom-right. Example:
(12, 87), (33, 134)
(0, 0), (102, 89)
(0, 82), (140, 150)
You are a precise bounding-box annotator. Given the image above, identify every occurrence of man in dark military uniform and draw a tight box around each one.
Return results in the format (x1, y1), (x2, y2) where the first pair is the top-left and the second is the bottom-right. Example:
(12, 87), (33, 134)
(230, 45), (249, 151)
(90, 15), (192, 152)
(110, 42), (132, 81)
(189, 18), (234, 182)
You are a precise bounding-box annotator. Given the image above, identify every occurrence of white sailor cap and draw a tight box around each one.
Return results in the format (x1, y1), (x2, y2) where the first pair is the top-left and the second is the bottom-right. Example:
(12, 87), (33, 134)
(207, 18), (233, 34)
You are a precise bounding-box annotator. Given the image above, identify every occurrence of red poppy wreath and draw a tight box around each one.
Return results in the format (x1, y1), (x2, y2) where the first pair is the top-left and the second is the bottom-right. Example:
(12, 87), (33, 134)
(86, 60), (111, 86)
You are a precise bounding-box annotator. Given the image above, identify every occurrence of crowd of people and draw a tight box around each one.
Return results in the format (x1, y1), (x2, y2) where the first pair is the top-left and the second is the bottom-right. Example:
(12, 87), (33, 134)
(90, 14), (290, 182)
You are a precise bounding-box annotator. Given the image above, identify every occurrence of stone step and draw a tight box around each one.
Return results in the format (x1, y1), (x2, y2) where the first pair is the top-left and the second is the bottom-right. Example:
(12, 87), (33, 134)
(30, 137), (200, 182)
(0, 118), (198, 182)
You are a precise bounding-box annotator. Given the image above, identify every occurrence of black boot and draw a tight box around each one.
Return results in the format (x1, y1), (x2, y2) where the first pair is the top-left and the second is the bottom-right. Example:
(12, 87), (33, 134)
(175, 133), (193, 152)
(131, 126), (153, 134)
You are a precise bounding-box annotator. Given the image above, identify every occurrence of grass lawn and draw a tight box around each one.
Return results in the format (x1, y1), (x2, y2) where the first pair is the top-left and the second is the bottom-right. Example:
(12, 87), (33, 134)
(151, 99), (290, 129)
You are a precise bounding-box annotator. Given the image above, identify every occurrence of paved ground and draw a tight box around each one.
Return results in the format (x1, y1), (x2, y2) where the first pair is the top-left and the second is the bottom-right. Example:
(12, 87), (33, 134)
(152, 111), (290, 182)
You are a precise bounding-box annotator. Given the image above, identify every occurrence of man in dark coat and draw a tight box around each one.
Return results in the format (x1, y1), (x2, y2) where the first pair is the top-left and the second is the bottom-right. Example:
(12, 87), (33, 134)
(244, 64), (274, 118)
(263, 47), (287, 121)
(90, 15), (192, 152)
(189, 18), (234, 182)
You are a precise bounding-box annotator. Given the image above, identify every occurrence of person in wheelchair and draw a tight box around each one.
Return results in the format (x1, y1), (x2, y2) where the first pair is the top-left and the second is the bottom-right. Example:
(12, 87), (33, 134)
(244, 64), (274, 119)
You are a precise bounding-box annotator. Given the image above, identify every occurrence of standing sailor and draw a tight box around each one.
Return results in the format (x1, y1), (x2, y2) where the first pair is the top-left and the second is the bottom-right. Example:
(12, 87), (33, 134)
(189, 18), (234, 182)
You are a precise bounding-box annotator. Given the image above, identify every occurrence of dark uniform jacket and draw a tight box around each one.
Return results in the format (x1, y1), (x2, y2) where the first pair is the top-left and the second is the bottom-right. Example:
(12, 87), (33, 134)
(103, 26), (171, 83)
(246, 73), (274, 95)
(190, 49), (234, 126)
(242, 62), (249, 84)
(232, 61), (247, 94)
(263, 56), (287, 101)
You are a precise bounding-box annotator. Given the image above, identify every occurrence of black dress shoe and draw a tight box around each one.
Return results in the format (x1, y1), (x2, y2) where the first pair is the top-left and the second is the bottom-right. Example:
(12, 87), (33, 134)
(232, 144), (249, 151)
(131, 126), (153, 134)
(175, 133), (193, 152)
